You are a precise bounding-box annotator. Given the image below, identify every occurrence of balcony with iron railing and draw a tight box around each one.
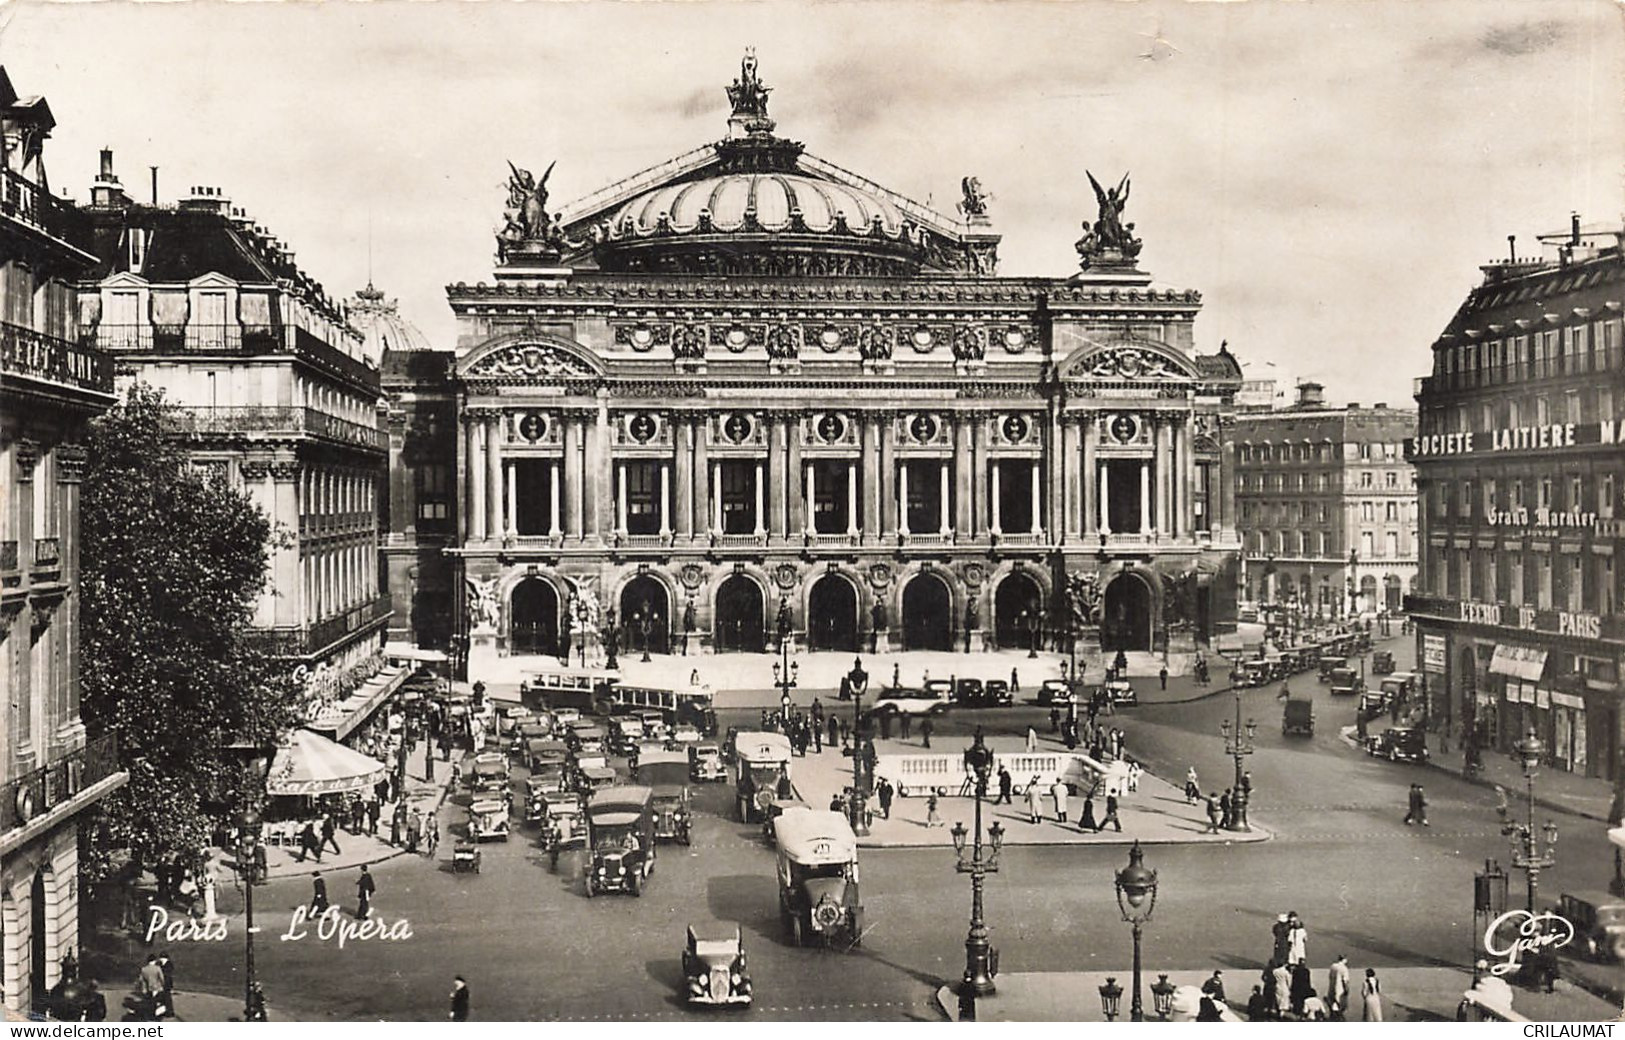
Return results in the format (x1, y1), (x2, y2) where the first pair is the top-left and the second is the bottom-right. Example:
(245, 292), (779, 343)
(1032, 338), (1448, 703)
(248, 593), (393, 659)
(1417, 347), (1625, 397)
(1, 168), (92, 249)
(82, 322), (380, 393)
(176, 405), (386, 451)
(1, 734), (125, 840)
(2, 320), (115, 397)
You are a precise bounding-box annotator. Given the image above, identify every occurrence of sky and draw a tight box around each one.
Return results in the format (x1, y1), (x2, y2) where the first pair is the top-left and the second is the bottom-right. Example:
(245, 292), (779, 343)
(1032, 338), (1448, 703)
(5, 0), (1622, 407)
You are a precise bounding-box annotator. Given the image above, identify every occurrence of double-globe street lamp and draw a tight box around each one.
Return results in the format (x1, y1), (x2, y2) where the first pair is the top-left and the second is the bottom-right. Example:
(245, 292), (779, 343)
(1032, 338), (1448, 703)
(1501, 728), (1558, 912)
(1112, 840), (1159, 1022)
(846, 657), (871, 837)
(950, 731), (1005, 1012)
(1219, 693), (1257, 831)
(773, 596), (798, 722)
(233, 807), (267, 1022)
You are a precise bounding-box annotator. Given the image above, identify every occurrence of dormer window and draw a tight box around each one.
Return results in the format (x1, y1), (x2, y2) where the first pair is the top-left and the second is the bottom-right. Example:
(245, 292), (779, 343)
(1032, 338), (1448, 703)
(126, 228), (148, 273)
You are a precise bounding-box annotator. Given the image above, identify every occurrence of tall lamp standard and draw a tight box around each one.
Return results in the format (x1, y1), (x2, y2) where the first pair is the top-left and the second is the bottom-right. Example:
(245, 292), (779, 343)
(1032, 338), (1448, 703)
(233, 807), (266, 1021)
(1021, 608), (1040, 659)
(951, 731), (1005, 1010)
(1347, 548), (1360, 619)
(773, 597), (797, 721)
(1113, 840), (1159, 1022)
(846, 657), (870, 837)
(1219, 694), (1257, 831)
(634, 602), (654, 663)
(1502, 728), (1558, 912)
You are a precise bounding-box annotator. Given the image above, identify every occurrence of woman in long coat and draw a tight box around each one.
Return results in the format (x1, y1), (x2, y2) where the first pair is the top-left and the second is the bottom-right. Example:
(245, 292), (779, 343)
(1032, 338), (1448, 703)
(1024, 779), (1043, 824)
(1361, 969), (1383, 1022)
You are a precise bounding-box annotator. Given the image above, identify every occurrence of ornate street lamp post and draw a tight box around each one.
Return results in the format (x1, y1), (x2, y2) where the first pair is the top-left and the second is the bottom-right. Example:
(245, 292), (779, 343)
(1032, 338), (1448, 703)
(1219, 693), (1257, 831)
(1347, 548), (1360, 618)
(846, 657), (870, 836)
(1098, 977), (1124, 1022)
(635, 602), (654, 663)
(951, 731), (1005, 1010)
(773, 597), (797, 722)
(1150, 973), (1177, 1019)
(233, 807), (266, 1021)
(1113, 840), (1159, 1022)
(603, 608), (620, 671)
(1502, 729), (1558, 912)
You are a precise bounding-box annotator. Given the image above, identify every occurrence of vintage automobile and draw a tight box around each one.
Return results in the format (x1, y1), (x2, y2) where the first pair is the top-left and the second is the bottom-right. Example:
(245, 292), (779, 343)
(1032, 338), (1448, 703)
(954, 678), (984, 704)
(470, 753), (511, 799)
(1103, 678), (1137, 707)
(1329, 667), (1364, 698)
(1365, 725), (1429, 763)
(1359, 688), (1393, 718)
(774, 810), (864, 948)
(670, 722), (703, 745)
(498, 704), (534, 737)
(523, 775), (552, 824)
(566, 722), (606, 757)
(867, 686), (951, 718)
(551, 706), (582, 726)
(1282, 695), (1315, 737)
(1318, 655), (1349, 681)
(609, 716), (646, 756)
(510, 720), (553, 758)
(922, 678), (956, 703)
(683, 921), (753, 1007)
(452, 840), (480, 874)
(639, 751), (694, 845)
(1558, 891), (1625, 961)
(467, 798), (510, 842)
(761, 797), (811, 842)
(542, 790), (587, 868)
(689, 742), (727, 783)
(981, 679), (1013, 706)
(1236, 660), (1274, 689)
(1036, 678), (1073, 706)
(527, 739), (571, 788)
(584, 785), (656, 897)
(575, 757), (618, 796)
(1372, 650), (1396, 675)
(637, 710), (671, 742)
(1380, 671), (1419, 706)
(734, 731), (794, 823)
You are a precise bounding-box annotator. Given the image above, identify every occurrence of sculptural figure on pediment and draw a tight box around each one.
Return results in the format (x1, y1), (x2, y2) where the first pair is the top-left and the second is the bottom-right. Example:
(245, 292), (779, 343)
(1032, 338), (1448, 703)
(1075, 171), (1144, 269)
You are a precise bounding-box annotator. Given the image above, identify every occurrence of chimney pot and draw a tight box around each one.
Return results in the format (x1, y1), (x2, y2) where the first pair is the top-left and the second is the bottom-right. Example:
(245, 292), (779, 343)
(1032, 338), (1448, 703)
(1508, 235), (1517, 263)
(1571, 212), (1581, 246)
(99, 148), (114, 178)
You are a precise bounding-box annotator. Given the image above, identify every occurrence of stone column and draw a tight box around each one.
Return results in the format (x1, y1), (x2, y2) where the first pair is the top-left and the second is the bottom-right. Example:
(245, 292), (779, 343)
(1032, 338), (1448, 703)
(898, 461), (911, 536)
(505, 463), (517, 540)
(971, 416), (988, 536)
(862, 415), (881, 540)
(880, 415), (897, 537)
(486, 412), (503, 540)
(695, 418), (711, 537)
(753, 460), (765, 537)
(591, 404), (611, 541)
(1030, 460), (1043, 534)
(1099, 462), (1112, 535)
(469, 416), (488, 543)
(939, 461), (951, 535)
(846, 463), (858, 535)
(465, 416), (483, 542)
(954, 415), (973, 541)
(1047, 410), (1065, 539)
(1063, 418), (1082, 541)
(563, 416), (583, 539)
(768, 417), (787, 539)
(616, 464), (629, 534)
(676, 420), (694, 537)
(1179, 419), (1194, 538)
(805, 463), (817, 536)
(991, 462), (1003, 534)
(786, 415), (804, 537)
(660, 463), (671, 536)
(1219, 428), (1237, 536)
(1139, 460), (1151, 534)
(712, 462), (724, 533)
(1083, 415), (1098, 536)
(549, 462), (561, 537)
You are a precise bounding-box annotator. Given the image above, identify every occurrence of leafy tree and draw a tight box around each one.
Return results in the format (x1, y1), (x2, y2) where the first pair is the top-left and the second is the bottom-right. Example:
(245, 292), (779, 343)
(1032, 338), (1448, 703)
(78, 384), (299, 882)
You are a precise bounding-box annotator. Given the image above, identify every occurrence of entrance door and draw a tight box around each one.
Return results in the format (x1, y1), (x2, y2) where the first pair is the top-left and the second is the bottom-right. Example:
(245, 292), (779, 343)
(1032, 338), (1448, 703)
(1101, 573), (1153, 652)
(715, 575), (765, 653)
(902, 573), (953, 651)
(30, 871), (46, 1009)
(808, 575), (859, 651)
(994, 572), (1043, 649)
(620, 575), (670, 655)
(510, 578), (559, 656)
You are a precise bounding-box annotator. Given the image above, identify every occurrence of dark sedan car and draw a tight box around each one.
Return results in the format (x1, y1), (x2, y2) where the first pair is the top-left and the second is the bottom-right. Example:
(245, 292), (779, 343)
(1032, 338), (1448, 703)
(981, 679), (1013, 706)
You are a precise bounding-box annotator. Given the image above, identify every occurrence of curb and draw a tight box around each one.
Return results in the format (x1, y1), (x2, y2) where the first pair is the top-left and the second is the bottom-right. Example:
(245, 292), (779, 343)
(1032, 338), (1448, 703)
(859, 827), (1273, 850)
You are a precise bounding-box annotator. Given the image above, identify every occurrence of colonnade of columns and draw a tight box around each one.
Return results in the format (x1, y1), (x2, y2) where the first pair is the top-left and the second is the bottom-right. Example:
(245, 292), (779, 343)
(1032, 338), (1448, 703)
(459, 406), (1232, 546)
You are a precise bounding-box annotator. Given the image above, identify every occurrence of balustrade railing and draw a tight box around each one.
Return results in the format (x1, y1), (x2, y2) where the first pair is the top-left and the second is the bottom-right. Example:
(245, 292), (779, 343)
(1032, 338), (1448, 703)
(174, 406), (385, 450)
(1, 735), (122, 835)
(1, 168), (89, 244)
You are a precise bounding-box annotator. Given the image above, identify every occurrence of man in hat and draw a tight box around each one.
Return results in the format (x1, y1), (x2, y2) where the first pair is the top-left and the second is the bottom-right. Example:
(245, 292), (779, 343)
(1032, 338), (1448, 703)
(356, 864), (376, 921)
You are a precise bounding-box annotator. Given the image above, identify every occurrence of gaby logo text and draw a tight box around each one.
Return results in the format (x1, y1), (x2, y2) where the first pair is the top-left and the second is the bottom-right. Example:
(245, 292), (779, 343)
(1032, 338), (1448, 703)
(1482, 909), (1574, 976)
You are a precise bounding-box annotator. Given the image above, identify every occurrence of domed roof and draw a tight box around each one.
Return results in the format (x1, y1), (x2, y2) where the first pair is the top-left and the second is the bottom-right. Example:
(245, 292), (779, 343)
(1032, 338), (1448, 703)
(610, 172), (905, 239)
(347, 282), (432, 364)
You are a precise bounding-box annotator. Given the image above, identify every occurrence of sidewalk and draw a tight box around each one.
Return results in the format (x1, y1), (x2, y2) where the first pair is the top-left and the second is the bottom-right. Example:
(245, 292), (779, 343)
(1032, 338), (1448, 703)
(931, 967), (1620, 1022)
(789, 732), (1270, 848)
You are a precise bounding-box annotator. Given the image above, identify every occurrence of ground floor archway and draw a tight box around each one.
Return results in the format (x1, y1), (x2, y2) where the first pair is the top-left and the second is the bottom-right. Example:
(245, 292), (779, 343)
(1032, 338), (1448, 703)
(994, 572), (1043, 650)
(901, 572), (953, 651)
(715, 575), (765, 653)
(1359, 575), (1378, 613)
(1101, 571), (1154, 652)
(1384, 574), (1403, 612)
(510, 578), (560, 656)
(620, 575), (671, 656)
(807, 575), (859, 652)
(29, 870), (46, 1007)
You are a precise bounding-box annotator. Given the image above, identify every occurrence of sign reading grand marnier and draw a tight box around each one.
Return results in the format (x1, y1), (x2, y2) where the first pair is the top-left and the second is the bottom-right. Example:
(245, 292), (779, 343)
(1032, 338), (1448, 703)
(1406, 419), (1625, 459)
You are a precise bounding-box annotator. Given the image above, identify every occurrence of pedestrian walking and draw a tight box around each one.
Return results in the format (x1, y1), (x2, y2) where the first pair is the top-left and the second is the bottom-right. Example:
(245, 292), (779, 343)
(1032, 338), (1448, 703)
(424, 809), (439, 857)
(1204, 793), (1223, 833)
(450, 975), (470, 1021)
(1097, 793), (1122, 832)
(391, 803), (405, 846)
(156, 950), (175, 1010)
(1220, 789), (1233, 830)
(1010, 667), (1020, 693)
(1079, 795), (1098, 832)
(1272, 914), (1291, 964)
(1024, 779), (1042, 824)
(1159, 664), (1168, 690)
(900, 713), (912, 741)
(1126, 761), (1141, 793)
(1287, 912), (1308, 965)
(1049, 707), (1061, 734)
(1271, 962), (1292, 1018)
(1185, 767), (1200, 804)
(1201, 969), (1227, 1005)
(1360, 969), (1383, 1022)
(1051, 779), (1069, 822)
(1290, 962), (1312, 1015)
(298, 820), (321, 863)
(877, 779), (894, 819)
(919, 717), (932, 749)
(996, 766), (1013, 805)
(310, 871), (329, 916)
(1327, 955), (1351, 1021)
(925, 794), (942, 828)
(321, 812), (341, 855)
(138, 955), (166, 1014)
(1405, 783), (1430, 826)
(827, 715), (839, 749)
(366, 797), (381, 837)
(356, 865), (376, 921)
(1025, 726), (1038, 752)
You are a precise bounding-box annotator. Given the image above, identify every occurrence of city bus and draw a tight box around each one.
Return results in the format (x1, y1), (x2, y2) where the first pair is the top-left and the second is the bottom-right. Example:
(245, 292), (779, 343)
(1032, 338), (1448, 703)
(600, 684), (717, 735)
(523, 665), (620, 715)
